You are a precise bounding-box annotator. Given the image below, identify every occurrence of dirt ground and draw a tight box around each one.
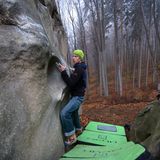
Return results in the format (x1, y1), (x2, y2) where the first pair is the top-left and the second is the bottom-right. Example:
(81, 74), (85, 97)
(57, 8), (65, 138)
(81, 101), (148, 127)
(80, 90), (157, 127)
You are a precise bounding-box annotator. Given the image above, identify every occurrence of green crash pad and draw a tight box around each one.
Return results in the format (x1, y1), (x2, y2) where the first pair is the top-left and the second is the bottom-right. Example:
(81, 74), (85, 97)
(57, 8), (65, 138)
(123, 144), (145, 160)
(61, 142), (145, 160)
(63, 142), (134, 158)
(85, 121), (126, 136)
(77, 130), (127, 146)
(59, 158), (106, 160)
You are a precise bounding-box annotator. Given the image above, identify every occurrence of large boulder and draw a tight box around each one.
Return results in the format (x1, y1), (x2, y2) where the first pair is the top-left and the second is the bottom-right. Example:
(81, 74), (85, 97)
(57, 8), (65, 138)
(0, 0), (68, 160)
(130, 100), (160, 160)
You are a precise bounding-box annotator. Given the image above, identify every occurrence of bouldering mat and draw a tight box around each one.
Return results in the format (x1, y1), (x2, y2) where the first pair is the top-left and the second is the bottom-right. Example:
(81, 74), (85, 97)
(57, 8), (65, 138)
(59, 158), (106, 160)
(62, 142), (134, 158)
(60, 143), (145, 160)
(77, 130), (127, 146)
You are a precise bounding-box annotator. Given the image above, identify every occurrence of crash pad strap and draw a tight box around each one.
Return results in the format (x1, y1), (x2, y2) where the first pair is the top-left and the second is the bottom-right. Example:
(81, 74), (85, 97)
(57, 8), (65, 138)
(77, 130), (127, 146)
(85, 121), (126, 136)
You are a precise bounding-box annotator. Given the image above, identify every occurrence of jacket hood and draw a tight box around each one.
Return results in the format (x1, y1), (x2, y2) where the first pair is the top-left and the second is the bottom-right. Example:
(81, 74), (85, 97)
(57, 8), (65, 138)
(74, 62), (87, 70)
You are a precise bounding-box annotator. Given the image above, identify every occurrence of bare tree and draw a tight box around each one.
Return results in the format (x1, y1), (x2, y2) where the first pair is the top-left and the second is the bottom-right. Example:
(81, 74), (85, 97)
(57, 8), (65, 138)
(113, 0), (123, 96)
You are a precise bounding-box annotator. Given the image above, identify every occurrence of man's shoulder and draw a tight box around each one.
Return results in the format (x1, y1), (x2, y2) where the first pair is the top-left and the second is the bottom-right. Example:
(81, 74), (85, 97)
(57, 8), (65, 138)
(74, 62), (87, 70)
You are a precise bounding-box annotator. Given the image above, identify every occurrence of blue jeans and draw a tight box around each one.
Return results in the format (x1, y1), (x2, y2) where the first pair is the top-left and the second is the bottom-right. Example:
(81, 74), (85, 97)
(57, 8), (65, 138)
(60, 96), (84, 137)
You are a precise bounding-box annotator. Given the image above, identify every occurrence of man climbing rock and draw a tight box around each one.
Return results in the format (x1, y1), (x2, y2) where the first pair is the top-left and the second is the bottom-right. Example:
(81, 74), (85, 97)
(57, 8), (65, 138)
(57, 49), (87, 145)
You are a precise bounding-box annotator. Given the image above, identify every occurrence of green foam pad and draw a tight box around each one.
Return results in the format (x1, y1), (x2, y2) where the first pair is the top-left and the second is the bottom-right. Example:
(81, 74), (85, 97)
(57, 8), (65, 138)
(85, 121), (126, 136)
(77, 130), (127, 146)
(113, 143), (145, 160)
(123, 144), (145, 160)
(63, 142), (134, 158)
(60, 158), (106, 160)
(61, 143), (145, 160)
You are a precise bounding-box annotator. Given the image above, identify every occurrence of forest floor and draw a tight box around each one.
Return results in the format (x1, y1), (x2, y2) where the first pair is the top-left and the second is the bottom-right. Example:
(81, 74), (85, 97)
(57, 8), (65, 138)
(80, 88), (158, 127)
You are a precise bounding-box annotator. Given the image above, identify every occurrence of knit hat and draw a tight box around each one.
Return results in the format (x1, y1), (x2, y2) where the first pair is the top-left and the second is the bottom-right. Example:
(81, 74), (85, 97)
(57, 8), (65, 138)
(73, 49), (84, 60)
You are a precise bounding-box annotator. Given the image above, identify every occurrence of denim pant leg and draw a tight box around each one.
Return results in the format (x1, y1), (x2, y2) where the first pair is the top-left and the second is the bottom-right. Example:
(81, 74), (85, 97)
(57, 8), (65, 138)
(72, 99), (84, 131)
(60, 96), (84, 137)
(71, 96), (84, 131)
(72, 109), (81, 130)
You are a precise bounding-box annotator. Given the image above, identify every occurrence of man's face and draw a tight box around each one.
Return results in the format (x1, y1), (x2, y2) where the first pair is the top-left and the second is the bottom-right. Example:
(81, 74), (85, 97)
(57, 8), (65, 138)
(72, 55), (81, 64)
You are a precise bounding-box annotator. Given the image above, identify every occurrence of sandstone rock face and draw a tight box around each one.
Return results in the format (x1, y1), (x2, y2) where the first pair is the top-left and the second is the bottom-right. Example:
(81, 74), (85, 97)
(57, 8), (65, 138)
(0, 0), (67, 160)
(130, 100), (160, 160)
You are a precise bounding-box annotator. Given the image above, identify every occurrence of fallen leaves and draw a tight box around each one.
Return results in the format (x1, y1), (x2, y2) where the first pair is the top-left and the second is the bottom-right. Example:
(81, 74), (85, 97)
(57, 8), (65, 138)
(81, 101), (149, 127)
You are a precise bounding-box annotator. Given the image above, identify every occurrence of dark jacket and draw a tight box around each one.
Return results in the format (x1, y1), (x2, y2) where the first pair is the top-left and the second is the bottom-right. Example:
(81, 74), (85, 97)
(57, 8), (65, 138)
(61, 62), (87, 96)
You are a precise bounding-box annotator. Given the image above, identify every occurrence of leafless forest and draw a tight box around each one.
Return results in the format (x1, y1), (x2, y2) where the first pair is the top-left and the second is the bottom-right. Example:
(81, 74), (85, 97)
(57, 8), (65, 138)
(57, 0), (160, 99)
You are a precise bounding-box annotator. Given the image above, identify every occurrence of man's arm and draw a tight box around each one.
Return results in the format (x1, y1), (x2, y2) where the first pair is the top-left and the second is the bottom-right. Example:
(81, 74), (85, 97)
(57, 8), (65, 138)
(61, 68), (83, 88)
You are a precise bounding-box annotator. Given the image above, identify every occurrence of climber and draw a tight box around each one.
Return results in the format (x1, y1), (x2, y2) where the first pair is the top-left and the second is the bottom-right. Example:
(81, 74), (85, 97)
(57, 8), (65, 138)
(57, 49), (87, 145)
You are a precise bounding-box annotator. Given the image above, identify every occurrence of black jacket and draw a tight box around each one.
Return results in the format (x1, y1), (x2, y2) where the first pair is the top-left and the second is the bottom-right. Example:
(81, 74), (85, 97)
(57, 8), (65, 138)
(61, 62), (87, 96)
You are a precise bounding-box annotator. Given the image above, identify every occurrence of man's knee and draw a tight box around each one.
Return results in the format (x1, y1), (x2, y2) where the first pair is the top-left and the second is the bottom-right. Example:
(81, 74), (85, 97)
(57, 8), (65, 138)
(61, 110), (69, 119)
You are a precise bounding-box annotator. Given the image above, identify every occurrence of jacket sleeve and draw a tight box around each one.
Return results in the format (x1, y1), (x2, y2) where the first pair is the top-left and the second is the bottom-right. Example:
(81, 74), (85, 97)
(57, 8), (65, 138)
(61, 68), (83, 88)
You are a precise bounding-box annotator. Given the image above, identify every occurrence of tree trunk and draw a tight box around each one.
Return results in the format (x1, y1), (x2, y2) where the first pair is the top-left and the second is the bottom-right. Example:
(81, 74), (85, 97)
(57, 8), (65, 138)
(113, 0), (122, 96)
(138, 40), (142, 88)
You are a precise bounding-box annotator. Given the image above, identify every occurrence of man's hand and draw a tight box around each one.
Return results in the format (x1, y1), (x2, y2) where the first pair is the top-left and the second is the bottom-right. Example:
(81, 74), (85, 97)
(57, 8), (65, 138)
(56, 63), (66, 72)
